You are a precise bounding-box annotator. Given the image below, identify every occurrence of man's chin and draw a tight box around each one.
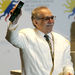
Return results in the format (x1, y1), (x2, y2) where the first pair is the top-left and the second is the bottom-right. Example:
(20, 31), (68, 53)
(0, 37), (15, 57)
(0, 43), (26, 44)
(47, 29), (53, 33)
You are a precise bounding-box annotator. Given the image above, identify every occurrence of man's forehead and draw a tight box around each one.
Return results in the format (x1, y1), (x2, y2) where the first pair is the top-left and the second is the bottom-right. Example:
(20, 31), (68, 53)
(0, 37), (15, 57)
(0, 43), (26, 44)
(38, 9), (53, 17)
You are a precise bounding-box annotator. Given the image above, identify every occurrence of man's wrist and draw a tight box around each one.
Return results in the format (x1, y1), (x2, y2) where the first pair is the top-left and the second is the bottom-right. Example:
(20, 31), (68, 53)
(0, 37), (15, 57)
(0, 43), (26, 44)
(64, 72), (73, 75)
(8, 21), (18, 31)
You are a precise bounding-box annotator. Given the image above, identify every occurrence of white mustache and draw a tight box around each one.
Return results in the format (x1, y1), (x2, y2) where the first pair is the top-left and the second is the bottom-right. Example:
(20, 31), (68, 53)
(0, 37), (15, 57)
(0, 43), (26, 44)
(46, 23), (54, 26)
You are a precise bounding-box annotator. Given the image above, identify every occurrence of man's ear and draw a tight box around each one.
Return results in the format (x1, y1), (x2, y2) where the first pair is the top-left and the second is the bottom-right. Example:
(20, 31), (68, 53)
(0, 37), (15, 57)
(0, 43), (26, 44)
(33, 19), (38, 26)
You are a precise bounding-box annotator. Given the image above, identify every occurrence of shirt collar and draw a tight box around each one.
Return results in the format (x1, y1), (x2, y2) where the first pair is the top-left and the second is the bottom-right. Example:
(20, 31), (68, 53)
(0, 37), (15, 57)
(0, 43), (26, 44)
(35, 28), (52, 40)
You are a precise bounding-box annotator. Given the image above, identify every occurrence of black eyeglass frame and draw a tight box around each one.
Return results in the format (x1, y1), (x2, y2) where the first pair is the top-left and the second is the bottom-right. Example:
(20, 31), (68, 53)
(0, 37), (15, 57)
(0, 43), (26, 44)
(36, 16), (56, 20)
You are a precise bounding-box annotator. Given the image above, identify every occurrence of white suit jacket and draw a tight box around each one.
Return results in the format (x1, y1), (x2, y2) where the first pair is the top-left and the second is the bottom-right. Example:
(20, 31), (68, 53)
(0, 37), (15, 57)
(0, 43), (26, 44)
(7, 28), (74, 75)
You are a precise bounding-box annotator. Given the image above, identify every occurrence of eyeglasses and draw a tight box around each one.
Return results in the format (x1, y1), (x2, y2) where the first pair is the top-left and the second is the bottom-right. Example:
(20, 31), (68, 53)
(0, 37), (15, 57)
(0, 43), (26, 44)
(36, 16), (56, 20)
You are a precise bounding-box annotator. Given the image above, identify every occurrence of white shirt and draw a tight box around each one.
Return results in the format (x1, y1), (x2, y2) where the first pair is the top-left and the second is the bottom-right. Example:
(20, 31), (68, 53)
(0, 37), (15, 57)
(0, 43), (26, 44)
(37, 30), (54, 53)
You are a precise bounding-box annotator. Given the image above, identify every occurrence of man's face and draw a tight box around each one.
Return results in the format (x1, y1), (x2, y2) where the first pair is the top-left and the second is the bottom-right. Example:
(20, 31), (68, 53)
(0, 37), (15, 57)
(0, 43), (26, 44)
(33, 8), (55, 34)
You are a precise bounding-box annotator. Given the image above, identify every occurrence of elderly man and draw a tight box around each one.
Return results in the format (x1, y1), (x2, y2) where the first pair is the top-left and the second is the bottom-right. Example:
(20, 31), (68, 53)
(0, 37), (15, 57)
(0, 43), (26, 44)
(6, 6), (74, 75)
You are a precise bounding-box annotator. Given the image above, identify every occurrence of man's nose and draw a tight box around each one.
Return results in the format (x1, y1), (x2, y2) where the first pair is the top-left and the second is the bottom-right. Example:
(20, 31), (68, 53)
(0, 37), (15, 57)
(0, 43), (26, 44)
(48, 19), (54, 23)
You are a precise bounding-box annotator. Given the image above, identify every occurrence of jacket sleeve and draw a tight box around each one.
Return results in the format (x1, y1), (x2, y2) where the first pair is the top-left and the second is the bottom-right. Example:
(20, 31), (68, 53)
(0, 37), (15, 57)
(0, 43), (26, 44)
(6, 22), (27, 49)
(63, 41), (74, 75)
